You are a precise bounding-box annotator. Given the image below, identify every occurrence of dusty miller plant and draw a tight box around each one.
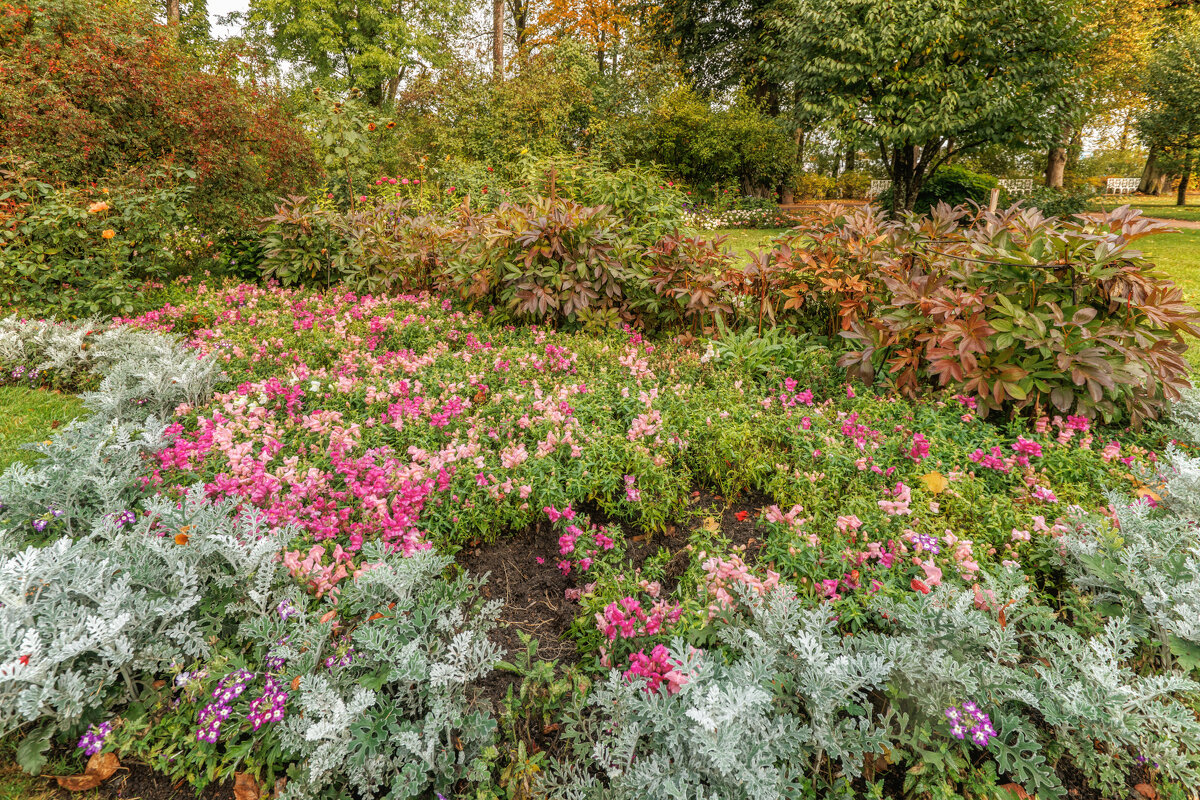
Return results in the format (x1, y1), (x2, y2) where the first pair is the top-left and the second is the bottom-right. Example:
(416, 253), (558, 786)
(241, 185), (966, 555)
(0, 487), (288, 774)
(0, 320), (218, 537)
(244, 546), (504, 800)
(868, 576), (1200, 799)
(541, 585), (891, 800)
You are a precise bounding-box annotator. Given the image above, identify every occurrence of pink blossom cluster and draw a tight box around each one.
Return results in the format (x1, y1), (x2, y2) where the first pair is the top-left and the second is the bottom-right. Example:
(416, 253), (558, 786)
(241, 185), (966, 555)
(596, 596), (683, 641)
(878, 482), (913, 516)
(624, 645), (690, 695)
(699, 554), (780, 620)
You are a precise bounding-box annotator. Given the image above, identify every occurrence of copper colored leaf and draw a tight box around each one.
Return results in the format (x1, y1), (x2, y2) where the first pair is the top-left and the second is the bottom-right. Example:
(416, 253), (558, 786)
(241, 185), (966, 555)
(56, 752), (119, 791)
(235, 772), (260, 800)
(1134, 783), (1157, 800)
(919, 472), (948, 495)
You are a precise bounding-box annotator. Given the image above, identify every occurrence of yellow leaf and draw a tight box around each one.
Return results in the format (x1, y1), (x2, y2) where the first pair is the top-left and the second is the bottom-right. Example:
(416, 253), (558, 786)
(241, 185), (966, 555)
(919, 472), (948, 495)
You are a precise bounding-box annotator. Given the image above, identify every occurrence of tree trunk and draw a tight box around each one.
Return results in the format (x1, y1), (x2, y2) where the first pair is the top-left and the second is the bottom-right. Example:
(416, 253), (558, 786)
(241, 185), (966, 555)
(508, 0), (528, 55)
(1045, 146), (1066, 188)
(891, 144), (920, 214)
(844, 146), (856, 172)
(794, 128), (807, 174)
(1139, 146), (1163, 194)
(1178, 145), (1194, 206)
(167, 0), (180, 26)
(492, 0), (504, 77)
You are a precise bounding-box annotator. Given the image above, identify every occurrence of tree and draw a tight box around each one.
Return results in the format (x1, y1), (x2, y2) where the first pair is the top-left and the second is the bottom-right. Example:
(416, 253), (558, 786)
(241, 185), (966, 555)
(242, 0), (469, 106)
(1139, 19), (1200, 205)
(1042, 0), (1161, 187)
(494, 0), (505, 75)
(771, 0), (1091, 213)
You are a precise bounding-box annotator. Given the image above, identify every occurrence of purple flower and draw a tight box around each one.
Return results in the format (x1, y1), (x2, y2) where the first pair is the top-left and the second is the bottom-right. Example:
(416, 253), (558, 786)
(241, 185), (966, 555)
(277, 599), (297, 620)
(77, 721), (112, 756)
(32, 519), (47, 532)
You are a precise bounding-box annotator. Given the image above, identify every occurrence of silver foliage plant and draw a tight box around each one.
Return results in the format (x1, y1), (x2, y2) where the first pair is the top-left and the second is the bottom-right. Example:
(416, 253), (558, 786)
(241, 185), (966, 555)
(869, 578), (1200, 799)
(1060, 390), (1200, 668)
(541, 585), (892, 800)
(545, 573), (1200, 800)
(0, 488), (287, 773)
(0, 316), (217, 403)
(0, 318), (218, 536)
(239, 546), (504, 800)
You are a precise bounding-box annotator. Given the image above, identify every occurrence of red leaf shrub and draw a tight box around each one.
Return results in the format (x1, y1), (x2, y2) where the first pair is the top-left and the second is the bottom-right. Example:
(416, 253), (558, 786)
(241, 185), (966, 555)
(0, 0), (315, 234)
(773, 204), (1199, 425)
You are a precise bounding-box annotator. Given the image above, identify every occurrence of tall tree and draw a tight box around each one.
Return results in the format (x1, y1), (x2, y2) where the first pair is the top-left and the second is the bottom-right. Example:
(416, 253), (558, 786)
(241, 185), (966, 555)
(1139, 18), (1200, 205)
(1043, 0), (1161, 187)
(243, 0), (467, 105)
(493, 0), (505, 75)
(771, 0), (1091, 213)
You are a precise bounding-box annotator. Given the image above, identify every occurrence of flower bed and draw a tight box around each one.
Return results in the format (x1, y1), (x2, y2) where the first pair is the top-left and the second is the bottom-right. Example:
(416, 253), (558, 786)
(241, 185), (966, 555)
(2, 280), (1200, 799)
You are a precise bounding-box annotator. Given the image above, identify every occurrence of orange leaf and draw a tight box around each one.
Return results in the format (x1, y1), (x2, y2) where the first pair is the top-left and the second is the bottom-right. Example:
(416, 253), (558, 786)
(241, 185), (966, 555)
(174, 533), (190, 545)
(320, 609), (337, 624)
(1134, 783), (1157, 800)
(56, 752), (119, 791)
(1134, 487), (1163, 505)
(999, 784), (1030, 800)
(234, 771), (260, 800)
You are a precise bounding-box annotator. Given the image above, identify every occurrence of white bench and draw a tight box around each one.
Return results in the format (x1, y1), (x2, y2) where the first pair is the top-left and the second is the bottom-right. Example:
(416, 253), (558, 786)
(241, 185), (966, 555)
(998, 178), (1033, 196)
(1106, 177), (1139, 195)
(867, 179), (892, 198)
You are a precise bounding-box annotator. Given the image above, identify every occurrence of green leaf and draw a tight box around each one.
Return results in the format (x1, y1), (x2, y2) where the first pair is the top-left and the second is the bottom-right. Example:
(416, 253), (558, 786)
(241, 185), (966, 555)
(16, 727), (51, 775)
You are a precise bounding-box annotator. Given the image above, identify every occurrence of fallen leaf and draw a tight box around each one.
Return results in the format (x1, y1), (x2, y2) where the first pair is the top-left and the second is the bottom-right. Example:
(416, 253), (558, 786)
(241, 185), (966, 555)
(1134, 487), (1163, 505)
(174, 533), (190, 545)
(290, 675), (301, 691)
(56, 752), (119, 791)
(734, 510), (749, 522)
(919, 472), (948, 495)
(999, 784), (1030, 800)
(1134, 783), (1157, 800)
(234, 771), (259, 800)
(319, 609), (337, 624)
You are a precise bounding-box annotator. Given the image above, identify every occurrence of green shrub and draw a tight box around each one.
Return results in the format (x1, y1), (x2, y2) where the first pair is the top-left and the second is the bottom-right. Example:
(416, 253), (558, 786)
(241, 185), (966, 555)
(258, 195), (453, 293)
(1022, 186), (1096, 218)
(918, 165), (1001, 210)
(792, 173), (835, 201)
(0, 170), (198, 317)
(509, 156), (686, 248)
(835, 171), (871, 199)
(446, 197), (640, 323)
(877, 165), (1003, 213)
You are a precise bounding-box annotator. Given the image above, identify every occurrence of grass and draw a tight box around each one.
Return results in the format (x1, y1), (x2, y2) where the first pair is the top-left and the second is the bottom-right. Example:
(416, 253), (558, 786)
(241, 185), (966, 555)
(1092, 192), (1200, 223)
(0, 387), (85, 472)
(0, 742), (102, 800)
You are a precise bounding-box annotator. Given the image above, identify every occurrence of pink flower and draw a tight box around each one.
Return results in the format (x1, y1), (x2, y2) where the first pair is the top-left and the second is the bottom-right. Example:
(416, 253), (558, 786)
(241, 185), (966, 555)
(624, 475), (641, 502)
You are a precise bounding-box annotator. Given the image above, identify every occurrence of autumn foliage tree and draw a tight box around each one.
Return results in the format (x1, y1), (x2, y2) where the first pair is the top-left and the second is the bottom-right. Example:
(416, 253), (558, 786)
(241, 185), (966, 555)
(0, 0), (315, 233)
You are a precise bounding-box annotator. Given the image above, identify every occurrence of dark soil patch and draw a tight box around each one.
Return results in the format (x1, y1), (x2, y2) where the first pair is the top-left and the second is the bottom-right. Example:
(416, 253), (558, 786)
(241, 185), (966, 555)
(24, 758), (230, 800)
(100, 762), (230, 800)
(457, 523), (581, 710)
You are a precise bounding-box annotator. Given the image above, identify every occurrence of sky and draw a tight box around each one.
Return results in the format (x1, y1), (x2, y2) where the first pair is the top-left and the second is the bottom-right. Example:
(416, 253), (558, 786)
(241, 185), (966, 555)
(207, 0), (247, 38)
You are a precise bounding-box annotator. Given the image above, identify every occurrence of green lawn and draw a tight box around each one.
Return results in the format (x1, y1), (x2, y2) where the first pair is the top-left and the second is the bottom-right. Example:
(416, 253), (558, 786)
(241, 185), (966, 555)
(712, 228), (791, 258)
(0, 387), (85, 472)
(1093, 193), (1200, 223)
